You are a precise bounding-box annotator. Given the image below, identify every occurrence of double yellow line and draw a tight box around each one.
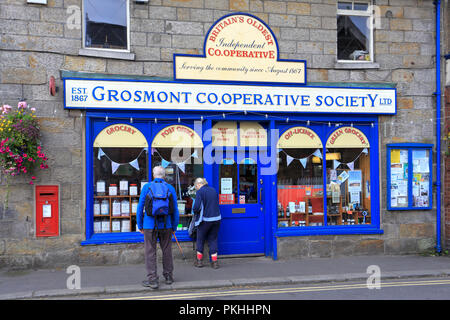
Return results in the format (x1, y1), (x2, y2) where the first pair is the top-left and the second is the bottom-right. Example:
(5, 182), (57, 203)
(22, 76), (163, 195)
(106, 278), (450, 300)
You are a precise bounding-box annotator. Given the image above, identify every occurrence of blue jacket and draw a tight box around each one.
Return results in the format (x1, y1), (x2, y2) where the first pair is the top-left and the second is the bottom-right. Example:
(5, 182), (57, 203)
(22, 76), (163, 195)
(137, 178), (179, 231)
(192, 184), (221, 225)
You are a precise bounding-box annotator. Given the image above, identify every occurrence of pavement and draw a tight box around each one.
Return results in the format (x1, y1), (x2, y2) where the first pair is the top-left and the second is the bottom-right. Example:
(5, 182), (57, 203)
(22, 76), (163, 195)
(0, 254), (450, 299)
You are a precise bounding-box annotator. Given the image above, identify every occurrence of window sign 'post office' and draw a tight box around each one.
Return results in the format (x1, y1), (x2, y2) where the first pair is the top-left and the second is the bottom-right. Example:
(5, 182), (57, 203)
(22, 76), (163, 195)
(174, 13), (306, 85)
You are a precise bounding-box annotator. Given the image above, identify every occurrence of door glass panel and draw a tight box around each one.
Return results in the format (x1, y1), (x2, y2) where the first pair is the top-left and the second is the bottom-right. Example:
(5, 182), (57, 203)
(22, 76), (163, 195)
(219, 158), (237, 204)
(239, 158), (258, 204)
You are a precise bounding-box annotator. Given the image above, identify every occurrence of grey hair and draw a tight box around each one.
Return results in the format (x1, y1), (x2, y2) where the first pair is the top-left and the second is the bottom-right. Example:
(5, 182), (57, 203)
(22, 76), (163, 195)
(194, 177), (207, 186)
(153, 166), (166, 179)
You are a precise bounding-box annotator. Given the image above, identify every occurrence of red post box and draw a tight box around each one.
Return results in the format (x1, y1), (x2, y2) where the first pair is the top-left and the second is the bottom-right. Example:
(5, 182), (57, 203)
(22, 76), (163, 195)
(35, 185), (59, 237)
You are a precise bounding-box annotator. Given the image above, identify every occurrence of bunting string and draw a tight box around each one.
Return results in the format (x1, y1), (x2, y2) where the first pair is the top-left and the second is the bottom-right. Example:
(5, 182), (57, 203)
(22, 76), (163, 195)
(97, 148), (147, 174)
(279, 147), (368, 171)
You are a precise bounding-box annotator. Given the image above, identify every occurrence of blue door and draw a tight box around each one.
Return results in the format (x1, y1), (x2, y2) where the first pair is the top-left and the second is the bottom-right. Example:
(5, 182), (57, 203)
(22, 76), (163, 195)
(212, 148), (266, 255)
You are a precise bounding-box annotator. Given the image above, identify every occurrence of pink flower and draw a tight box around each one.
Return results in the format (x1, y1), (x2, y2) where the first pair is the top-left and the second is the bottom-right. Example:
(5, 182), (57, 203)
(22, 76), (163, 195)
(31, 176), (36, 180)
(29, 181), (34, 185)
(1, 105), (12, 114)
(18, 101), (27, 109)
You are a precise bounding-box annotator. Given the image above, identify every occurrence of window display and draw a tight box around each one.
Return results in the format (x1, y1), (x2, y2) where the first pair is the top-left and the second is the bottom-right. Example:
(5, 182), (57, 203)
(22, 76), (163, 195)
(325, 126), (371, 225)
(277, 126), (324, 227)
(151, 124), (204, 231)
(326, 148), (371, 225)
(93, 146), (148, 233)
(151, 147), (203, 230)
(92, 123), (149, 234)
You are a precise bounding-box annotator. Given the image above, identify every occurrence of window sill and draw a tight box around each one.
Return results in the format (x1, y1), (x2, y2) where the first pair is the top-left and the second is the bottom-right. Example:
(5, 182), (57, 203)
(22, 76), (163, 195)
(80, 230), (192, 245)
(275, 225), (383, 237)
(334, 61), (380, 70)
(78, 48), (135, 61)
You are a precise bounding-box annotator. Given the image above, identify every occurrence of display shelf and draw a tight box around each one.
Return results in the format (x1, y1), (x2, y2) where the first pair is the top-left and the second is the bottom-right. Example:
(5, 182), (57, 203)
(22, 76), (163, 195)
(93, 193), (140, 234)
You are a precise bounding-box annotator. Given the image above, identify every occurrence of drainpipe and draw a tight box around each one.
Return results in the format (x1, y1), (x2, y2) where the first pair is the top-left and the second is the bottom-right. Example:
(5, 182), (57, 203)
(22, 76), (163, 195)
(434, 0), (442, 254)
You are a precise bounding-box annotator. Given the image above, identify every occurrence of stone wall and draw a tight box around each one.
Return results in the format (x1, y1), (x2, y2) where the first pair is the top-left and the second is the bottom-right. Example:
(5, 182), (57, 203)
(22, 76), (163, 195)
(0, 0), (440, 268)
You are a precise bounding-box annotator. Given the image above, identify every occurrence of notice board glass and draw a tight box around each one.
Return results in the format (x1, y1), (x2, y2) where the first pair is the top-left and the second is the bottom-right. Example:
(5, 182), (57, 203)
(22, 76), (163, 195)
(387, 144), (432, 210)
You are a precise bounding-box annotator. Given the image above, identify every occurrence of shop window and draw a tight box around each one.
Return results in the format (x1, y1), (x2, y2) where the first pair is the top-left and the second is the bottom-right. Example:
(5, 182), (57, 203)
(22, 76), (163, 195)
(325, 127), (371, 225)
(93, 124), (149, 234)
(277, 127), (324, 227)
(337, 1), (373, 62)
(387, 144), (433, 210)
(151, 125), (204, 231)
(83, 0), (129, 51)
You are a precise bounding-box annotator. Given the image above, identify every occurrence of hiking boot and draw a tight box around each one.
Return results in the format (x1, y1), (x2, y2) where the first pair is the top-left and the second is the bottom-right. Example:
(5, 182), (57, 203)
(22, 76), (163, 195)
(211, 261), (219, 269)
(142, 279), (159, 289)
(194, 258), (203, 268)
(164, 274), (174, 285)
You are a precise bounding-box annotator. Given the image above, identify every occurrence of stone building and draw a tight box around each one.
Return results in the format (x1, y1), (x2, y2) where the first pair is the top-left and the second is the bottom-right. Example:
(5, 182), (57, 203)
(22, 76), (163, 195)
(0, 0), (446, 269)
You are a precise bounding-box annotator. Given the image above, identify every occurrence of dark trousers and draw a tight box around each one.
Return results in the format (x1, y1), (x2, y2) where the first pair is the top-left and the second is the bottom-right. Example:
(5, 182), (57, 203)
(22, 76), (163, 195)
(196, 221), (220, 256)
(143, 229), (173, 281)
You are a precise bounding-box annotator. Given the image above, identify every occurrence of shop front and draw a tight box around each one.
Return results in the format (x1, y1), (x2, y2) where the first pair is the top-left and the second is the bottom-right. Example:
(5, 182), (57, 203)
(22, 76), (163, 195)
(63, 13), (396, 259)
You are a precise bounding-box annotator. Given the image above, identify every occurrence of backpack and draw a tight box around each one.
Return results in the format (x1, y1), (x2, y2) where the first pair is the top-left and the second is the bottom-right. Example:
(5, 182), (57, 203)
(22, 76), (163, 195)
(144, 181), (174, 230)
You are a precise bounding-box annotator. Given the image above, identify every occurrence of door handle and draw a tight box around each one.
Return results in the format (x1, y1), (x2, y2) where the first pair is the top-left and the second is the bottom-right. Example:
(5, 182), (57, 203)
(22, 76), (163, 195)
(259, 188), (263, 205)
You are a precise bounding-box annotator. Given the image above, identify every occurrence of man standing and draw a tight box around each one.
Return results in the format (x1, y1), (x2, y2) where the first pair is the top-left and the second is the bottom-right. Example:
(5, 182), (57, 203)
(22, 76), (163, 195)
(137, 166), (179, 289)
(192, 177), (221, 269)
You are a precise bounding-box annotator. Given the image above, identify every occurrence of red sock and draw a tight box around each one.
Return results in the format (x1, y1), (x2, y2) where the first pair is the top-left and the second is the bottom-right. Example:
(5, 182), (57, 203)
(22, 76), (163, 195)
(197, 252), (203, 260)
(211, 254), (218, 262)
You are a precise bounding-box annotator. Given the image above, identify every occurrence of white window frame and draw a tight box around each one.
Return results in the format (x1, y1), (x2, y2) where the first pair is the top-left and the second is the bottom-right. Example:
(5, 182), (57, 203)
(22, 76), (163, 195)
(336, 1), (374, 63)
(82, 0), (131, 53)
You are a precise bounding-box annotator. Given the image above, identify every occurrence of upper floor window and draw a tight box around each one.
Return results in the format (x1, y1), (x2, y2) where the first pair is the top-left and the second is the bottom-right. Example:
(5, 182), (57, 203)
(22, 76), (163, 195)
(337, 1), (373, 62)
(83, 0), (130, 51)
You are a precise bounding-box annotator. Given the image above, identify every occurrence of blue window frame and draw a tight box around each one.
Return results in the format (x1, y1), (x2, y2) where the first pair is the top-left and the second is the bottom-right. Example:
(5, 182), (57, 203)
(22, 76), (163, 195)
(387, 143), (433, 210)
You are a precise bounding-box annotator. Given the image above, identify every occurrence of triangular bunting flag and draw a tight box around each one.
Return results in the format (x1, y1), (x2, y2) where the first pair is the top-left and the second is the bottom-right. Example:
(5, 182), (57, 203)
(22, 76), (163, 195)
(286, 155), (294, 166)
(161, 159), (171, 168)
(299, 157), (307, 169)
(97, 148), (105, 160)
(333, 160), (340, 169)
(129, 159), (140, 171)
(191, 150), (198, 159)
(111, 161), (121, 174)
(313, 149), (322, 159)
(347, 161), (354, 171)
(176, 161), (185, 173)
(362, 148), (368, 154)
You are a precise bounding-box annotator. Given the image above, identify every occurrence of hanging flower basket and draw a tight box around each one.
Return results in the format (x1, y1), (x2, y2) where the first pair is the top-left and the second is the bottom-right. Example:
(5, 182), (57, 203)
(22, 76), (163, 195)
(0, 101), (49, 209)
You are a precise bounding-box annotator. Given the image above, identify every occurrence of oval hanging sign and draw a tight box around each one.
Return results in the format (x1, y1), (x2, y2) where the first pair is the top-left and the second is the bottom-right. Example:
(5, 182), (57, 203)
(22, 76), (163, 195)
(277, 126), (322, 149)
(152, 125), (203, 148)
(94, 124), (148, 148)
(326, 127), (370, 148)
(174, 13), (306, 84)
